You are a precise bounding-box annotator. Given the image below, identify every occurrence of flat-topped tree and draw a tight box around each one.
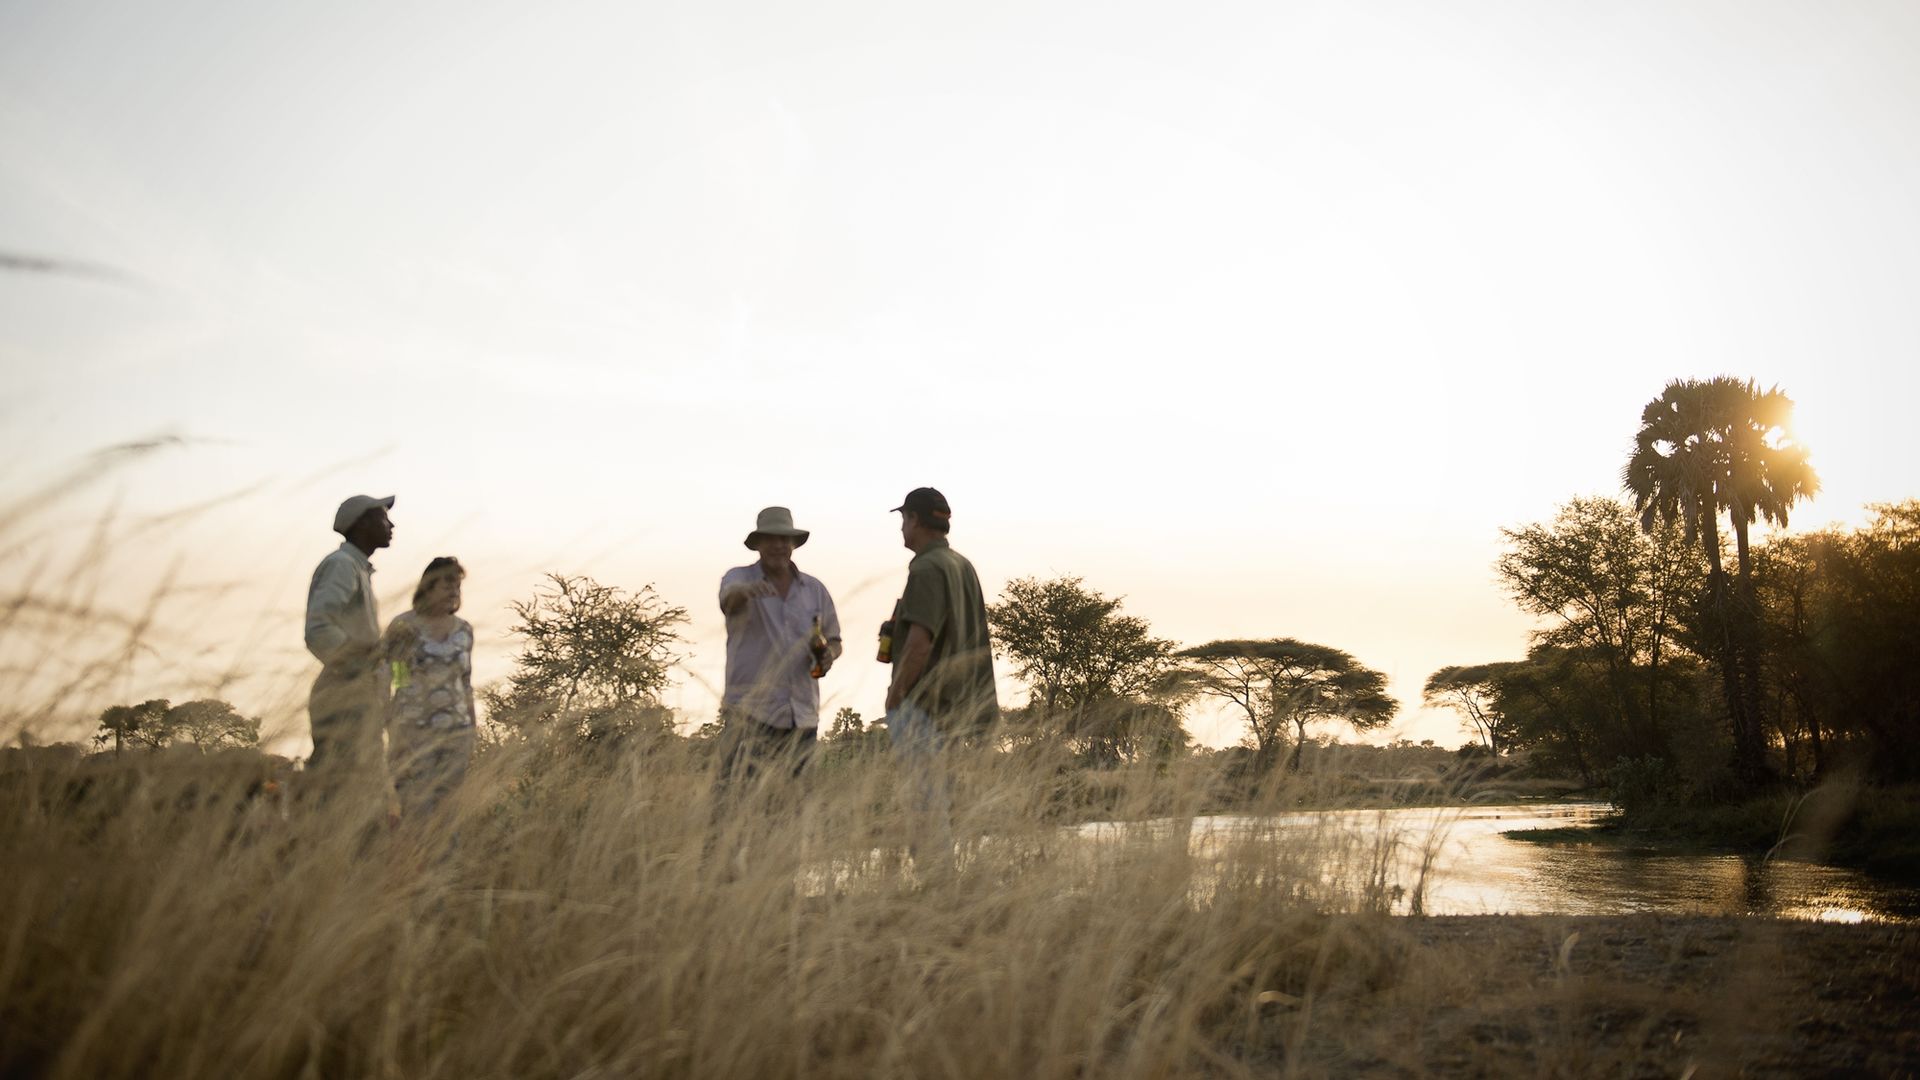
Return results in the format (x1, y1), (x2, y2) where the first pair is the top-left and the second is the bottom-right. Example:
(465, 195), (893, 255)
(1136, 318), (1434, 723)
(94, 699), (171, 753)
(92, 698), (260, 753)
(165, 700), (261, 751)
(1423, 664), (1516, 756)
(1178, 638), (1397, 772)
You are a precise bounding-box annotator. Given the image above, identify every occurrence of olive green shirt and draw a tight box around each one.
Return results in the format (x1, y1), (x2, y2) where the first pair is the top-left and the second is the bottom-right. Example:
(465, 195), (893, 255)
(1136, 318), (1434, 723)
(891, 538), (999, 731)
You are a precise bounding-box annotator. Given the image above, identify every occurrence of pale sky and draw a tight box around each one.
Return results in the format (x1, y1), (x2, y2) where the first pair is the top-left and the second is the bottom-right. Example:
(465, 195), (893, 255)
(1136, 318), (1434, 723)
(3, 0), (1916, 751)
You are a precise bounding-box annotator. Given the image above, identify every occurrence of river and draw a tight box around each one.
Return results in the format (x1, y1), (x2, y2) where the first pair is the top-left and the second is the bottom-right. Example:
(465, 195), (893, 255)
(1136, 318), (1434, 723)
(1081, 802), (1920, 923)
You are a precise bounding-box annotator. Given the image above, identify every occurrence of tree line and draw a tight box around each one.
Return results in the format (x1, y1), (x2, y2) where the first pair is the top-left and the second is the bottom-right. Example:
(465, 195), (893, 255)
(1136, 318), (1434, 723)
(85, 568), (1405, 778)
(445, 570), (1408, 775)
(1427, 495), (1920, 797)
(87, 376), (1914, 806)
(1428, 377), (1917, 805)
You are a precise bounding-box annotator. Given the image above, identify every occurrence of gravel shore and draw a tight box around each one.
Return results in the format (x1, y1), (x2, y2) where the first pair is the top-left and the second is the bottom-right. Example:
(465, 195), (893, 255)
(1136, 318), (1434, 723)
(1274, 915), (1920, 1077)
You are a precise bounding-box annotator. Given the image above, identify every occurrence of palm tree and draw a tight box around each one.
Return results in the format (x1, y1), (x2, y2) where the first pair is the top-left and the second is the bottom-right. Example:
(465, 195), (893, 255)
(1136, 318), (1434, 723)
(1623, 377), (1818, 789)
(1716, 381), (1820, 762)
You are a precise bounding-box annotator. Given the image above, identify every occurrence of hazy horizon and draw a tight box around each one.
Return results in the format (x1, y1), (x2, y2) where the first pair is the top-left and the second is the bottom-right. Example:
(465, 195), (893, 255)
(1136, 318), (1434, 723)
(4, 0), (1917, 751)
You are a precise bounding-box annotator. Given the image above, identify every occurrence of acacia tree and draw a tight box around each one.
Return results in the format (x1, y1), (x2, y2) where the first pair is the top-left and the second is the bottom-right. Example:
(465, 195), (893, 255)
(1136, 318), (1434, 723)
(1495, 497), (1699, 760)
(1178, 638), (1396, 772)
(1485, 647), (1604, 783)
(92, 698), (259, 752)
(484, 574), (688, 745)
(825, 707), (866, 740)
(1422, 664), (1514, 755)
(987, 575), (1183, 763)
(94, 698), (173, 752)
(987, 576), (1175, 711)
(1624, 377), (1818, 788)
(165, 700), (261, 751)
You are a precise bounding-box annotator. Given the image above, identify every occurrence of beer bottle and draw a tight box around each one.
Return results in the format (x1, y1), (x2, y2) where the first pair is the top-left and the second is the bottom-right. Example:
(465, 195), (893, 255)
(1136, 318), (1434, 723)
(809, 615), (829, 678)
(876, 620), (894, 664)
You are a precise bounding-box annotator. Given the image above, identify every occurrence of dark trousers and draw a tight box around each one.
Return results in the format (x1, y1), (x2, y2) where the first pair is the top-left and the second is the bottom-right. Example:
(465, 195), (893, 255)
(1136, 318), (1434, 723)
(306, 668), (387, 807)
(708, 720), (816, 875)
(718, 719), (817, 795)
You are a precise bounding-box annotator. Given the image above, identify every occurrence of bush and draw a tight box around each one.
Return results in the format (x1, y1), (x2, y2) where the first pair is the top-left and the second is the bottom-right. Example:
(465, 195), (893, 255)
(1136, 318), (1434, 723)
(1605, 755), (1685, 816)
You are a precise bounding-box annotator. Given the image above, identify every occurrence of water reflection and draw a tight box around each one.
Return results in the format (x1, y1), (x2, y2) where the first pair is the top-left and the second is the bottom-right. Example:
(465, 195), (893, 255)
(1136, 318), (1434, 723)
(1081, 803), (1920, 924)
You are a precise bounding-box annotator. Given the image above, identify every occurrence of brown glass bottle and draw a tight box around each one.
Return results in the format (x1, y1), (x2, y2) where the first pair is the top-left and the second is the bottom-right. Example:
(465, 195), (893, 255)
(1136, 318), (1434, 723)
(809, 615), (829, 678)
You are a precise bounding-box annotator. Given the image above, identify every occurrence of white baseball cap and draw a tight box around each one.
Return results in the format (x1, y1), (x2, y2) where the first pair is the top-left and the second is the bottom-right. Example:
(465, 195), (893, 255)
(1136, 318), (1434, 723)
(332, 494), (395, 534)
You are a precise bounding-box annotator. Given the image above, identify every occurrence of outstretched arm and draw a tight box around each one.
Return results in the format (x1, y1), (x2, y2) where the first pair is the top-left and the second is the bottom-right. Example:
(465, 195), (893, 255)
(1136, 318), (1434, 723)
(719, 579), (774, 615)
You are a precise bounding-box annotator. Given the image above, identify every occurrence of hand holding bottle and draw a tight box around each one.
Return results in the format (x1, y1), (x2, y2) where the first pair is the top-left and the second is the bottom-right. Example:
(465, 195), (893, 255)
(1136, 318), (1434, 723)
(809, 615), (830, 678)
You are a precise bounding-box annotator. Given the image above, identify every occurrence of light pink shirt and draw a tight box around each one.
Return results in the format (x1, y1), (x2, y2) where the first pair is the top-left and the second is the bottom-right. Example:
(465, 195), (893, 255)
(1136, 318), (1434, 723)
(719, 562), (841, 729)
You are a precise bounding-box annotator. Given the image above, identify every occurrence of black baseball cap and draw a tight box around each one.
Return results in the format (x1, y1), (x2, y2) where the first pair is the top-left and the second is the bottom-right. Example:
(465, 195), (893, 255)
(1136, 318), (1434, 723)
(891, 487), (951, 518)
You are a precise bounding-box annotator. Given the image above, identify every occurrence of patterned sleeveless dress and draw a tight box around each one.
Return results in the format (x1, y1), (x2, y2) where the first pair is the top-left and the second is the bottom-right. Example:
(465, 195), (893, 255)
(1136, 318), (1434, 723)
(386, 616), (475, 819)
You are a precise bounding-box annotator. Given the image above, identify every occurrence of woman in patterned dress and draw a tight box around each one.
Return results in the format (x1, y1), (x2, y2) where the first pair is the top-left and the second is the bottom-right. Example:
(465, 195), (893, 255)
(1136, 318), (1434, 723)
(383, 557), (476, 821)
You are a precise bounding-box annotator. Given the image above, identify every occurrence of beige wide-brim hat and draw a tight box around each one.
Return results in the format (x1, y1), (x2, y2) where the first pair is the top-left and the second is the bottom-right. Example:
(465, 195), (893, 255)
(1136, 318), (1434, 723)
(745, 506), (810, 550)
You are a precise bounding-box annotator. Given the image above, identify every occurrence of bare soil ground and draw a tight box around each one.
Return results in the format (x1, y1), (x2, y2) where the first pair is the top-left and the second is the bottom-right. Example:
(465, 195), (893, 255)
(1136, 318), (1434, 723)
(1278, 916), (1920, 1078)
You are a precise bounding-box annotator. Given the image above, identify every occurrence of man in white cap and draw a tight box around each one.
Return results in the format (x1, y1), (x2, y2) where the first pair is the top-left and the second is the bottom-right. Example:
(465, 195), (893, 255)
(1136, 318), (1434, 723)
(304, 494), (395, 795)
(716, 506), (842, 789)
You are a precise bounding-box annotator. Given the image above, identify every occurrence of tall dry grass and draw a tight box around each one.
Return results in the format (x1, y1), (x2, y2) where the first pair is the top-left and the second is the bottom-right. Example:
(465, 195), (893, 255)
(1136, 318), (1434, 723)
(0, 734), (1462, 1078)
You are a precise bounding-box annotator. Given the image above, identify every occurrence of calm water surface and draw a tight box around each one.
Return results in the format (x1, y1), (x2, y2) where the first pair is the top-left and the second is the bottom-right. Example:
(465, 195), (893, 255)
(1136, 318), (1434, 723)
(1085, 802), (1920, 924)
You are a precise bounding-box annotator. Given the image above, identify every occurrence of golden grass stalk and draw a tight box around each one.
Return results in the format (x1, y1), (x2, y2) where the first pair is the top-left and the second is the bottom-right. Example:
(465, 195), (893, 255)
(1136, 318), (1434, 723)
(1, 733), (1446, 1079)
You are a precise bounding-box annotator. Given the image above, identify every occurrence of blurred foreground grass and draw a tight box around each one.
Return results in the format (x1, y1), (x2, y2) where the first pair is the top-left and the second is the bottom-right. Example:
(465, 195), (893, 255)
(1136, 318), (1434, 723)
(1, 738), (1450, 1078)
(5, 737), (1918, 1077)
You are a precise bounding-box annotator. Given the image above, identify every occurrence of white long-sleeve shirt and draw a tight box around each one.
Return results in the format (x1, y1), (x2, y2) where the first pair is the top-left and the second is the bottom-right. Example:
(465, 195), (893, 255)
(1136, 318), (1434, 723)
(305, 543), (381, 673)
(719, 562), (840, 729)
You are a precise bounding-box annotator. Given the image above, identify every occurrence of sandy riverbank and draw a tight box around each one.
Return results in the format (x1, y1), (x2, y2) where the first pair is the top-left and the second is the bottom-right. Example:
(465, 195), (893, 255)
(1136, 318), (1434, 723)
(1274, 915), (1920, 1077)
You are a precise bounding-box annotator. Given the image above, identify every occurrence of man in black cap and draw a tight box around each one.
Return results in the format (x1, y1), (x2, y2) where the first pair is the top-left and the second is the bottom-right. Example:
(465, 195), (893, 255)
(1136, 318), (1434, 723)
(304, 494), (395, 798)
(884, 487), (998, 879)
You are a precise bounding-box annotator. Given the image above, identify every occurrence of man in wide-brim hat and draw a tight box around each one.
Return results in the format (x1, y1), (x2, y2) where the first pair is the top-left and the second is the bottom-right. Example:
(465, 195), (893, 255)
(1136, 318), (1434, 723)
(716, 507), (843, 791)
